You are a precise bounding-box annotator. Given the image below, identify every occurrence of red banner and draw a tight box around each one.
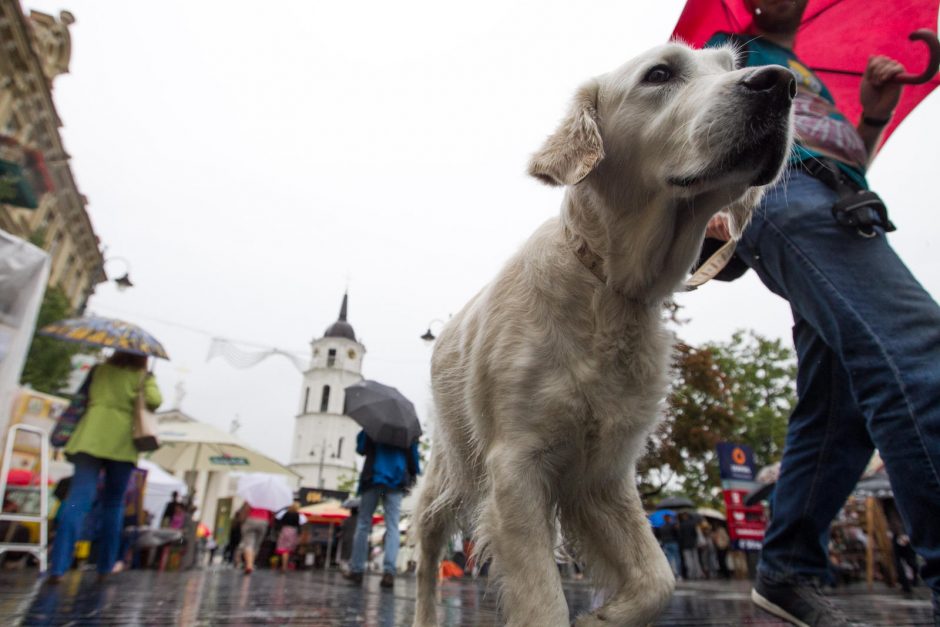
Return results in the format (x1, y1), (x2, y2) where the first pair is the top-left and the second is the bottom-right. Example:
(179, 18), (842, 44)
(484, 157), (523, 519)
(723, 489), (767, 550)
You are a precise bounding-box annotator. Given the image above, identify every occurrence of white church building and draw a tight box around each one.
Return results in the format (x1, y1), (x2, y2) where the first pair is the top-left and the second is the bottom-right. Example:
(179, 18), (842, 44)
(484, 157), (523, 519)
(289, 294), (366, 489)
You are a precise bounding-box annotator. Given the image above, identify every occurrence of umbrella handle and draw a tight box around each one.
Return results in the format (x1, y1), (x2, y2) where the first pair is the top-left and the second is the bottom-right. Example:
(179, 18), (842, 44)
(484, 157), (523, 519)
(893, 29), (940, 85)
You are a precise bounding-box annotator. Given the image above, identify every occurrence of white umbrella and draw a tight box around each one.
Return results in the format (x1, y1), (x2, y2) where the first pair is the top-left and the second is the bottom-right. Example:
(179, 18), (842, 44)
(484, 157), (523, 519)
(696, 507), (726, 522)
(237, 473), (294, 512)
(144, 419), (299, 480)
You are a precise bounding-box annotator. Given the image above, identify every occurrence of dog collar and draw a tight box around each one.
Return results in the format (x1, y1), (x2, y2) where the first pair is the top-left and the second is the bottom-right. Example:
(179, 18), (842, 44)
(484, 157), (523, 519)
(565, 226), (608, 285)
(565, 226), (738, 291)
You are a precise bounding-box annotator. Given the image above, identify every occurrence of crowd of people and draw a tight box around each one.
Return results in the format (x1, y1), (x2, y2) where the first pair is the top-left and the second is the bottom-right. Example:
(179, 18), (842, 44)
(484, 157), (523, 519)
(654, 513), (731, 582)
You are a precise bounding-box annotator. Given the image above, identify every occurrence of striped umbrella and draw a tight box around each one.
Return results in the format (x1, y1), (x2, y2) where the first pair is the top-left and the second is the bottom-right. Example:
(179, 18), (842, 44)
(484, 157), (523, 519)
(39, 315), (169, 359)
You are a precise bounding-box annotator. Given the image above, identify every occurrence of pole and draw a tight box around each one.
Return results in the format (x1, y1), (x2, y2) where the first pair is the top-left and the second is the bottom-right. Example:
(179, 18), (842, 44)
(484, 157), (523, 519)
(318, 438), (326, 488)
(325, 523), (334, 570)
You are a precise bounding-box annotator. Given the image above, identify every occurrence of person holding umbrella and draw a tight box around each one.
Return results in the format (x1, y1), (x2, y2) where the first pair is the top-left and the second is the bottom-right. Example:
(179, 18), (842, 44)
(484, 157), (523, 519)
(47, 350), (163, 582)
(235, 474), (293, 574)
(341, 380), (422, 588)
(686, 1), (940, 624)
(343, 430), (420, 589)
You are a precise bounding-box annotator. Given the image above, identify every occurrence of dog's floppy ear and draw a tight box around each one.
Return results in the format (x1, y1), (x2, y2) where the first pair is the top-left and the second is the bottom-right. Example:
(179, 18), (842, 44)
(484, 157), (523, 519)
(528, 80), (604, 187)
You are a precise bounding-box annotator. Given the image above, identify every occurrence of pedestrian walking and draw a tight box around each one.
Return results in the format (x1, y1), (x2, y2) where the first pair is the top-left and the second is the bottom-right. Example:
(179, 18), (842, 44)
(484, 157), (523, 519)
(658, 514), (682, 579)
(712, 524), (732, 579)
(275, 502), (303, 572)
(698, 520), (718, 579)
(701, 1), (940, 624)
(339, 504), (358, 569)
(678, 512), (702, 580)
(237, 502), (272, 574)
(225, 519), (242, 567)
(47, 351), (162, 582)
(343, 430), (420, 589)
(161, 491), (180, 527)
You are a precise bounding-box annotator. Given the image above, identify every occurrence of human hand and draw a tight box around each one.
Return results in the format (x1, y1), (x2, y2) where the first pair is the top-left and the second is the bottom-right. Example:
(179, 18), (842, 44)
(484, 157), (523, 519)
(860, 55), (904, 120)
(705, 214), (731, 241)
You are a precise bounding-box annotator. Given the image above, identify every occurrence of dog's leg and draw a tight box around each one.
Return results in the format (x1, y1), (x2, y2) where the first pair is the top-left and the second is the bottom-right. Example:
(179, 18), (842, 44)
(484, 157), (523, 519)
(481, 446), (569, 627)
(565, 481), (675, 627)
(413, 461), (453, 627)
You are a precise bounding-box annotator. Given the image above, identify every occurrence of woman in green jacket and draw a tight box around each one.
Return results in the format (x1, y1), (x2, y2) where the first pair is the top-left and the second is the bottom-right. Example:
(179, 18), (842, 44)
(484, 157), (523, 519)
(48, 351), (162, 581)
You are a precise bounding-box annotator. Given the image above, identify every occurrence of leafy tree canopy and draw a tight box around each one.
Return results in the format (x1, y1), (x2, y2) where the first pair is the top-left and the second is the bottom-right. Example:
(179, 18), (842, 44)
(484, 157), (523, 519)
(20, 284), (82, 396)
(638, 330), (795, 508)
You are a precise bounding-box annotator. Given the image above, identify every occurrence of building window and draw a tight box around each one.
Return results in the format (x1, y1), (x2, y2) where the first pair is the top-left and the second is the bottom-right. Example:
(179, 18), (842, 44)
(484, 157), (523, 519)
(303, 387), (310, 413)
(327, 348), (336, 367)
(336, 437), (344, 459)
(320, 385), (330, 413)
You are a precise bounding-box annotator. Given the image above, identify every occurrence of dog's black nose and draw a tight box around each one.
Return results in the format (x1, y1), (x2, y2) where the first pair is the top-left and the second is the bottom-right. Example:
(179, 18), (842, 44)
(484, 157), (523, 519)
(740, 66), (797, 100)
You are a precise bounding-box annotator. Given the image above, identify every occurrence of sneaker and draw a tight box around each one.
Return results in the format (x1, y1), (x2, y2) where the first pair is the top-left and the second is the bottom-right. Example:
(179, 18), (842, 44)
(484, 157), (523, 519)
(751, 572), (851, 627)
(380, 573), (394, 589)
(343, 571), (363, 585)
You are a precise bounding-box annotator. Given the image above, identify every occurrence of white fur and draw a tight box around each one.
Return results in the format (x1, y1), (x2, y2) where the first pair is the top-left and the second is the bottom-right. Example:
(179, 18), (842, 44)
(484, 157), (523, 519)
(413, 42), (793, 627)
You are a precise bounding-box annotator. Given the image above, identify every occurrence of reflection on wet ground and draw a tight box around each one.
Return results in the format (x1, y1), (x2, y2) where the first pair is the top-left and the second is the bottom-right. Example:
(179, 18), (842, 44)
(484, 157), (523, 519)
(0, 569), (933, 625)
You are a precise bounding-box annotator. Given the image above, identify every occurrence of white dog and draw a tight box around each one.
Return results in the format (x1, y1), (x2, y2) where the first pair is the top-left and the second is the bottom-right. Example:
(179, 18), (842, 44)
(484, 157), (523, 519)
(413, 42), (794, 627)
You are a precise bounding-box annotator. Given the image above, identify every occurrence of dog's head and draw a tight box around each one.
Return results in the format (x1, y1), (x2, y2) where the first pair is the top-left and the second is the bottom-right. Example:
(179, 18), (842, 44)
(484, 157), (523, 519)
(529, 42), (794, 239)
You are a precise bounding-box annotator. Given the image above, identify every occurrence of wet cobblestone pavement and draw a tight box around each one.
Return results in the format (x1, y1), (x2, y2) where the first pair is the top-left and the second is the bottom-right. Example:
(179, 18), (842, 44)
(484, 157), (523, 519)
(0, 568), (934, 626)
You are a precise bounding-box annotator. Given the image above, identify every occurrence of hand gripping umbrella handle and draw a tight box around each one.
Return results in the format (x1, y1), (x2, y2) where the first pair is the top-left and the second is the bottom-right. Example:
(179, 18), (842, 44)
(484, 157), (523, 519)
(894, 29), (940, 85)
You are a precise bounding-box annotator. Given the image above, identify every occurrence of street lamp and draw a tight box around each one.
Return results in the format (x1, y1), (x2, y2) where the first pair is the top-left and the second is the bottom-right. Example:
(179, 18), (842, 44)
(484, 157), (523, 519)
(421, 319), (446, 344)
(78, 255), (135, 314)
(104, 256), (134, 291)
(113, 272), (133, 291)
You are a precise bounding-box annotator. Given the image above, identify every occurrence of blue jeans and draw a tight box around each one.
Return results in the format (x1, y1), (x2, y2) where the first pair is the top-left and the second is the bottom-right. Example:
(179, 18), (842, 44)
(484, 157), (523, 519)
(49, 453), (135, 576)
(662, 541), (681, 578)
(735, 170), (940, 595)
(350, 485), (402, 575)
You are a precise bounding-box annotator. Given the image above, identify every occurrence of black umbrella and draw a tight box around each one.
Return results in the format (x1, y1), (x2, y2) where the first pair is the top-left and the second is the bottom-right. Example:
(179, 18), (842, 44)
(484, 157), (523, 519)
(343, 380), (422, 449)
(655, 496), (695, 510)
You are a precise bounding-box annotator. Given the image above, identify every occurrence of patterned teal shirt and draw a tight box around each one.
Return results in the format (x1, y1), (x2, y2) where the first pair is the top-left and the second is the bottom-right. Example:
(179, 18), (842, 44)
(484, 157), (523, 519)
(706, 33), (868, 188)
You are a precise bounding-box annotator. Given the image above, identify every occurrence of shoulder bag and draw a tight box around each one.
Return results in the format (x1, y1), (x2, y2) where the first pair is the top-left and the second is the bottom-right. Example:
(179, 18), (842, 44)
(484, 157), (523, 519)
(133, 371), (160, 452)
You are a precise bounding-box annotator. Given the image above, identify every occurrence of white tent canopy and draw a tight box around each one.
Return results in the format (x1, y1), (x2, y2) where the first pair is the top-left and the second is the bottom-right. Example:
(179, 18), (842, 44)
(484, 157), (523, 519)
(144, 416), (299, 482)
(138, 459), (187, 528)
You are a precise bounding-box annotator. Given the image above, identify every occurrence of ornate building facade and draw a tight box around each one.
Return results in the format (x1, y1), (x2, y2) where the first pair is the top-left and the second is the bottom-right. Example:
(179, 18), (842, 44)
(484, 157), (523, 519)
(289, 294), (366, 490)
(0, 1), (103, 310)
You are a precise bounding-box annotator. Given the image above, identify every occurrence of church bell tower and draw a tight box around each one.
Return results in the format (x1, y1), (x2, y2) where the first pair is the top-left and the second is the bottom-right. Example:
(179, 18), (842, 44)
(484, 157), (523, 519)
(288, 293), (366, 489)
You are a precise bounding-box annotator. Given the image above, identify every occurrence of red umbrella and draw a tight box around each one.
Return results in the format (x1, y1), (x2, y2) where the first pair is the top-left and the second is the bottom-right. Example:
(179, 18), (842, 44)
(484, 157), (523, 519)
(672, 0), (940, 142)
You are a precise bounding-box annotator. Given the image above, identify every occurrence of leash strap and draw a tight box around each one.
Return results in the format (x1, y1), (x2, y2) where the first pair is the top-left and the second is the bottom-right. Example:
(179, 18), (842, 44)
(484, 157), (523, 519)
(685, 239), (738, 290)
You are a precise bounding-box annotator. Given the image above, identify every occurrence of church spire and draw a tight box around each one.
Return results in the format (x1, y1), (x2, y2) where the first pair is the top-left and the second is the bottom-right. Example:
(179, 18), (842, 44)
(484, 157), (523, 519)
(323, 291), (356, 341)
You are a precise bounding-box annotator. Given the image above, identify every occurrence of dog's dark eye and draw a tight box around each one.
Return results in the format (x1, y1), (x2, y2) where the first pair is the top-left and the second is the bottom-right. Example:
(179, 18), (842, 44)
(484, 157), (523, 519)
(643, 65), (673, 84)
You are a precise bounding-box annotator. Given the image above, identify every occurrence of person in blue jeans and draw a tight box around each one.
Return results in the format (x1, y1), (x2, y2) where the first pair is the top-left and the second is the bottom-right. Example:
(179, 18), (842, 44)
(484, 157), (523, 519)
(344, 430), (420, 589)
(705, 1), (940, 625)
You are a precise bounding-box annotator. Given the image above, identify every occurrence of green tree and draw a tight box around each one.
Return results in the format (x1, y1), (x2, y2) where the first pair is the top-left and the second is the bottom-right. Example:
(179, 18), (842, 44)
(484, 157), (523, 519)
(336, 472), (358, 494)
(20, 284), (81, 395)
(713, 330), (795, 467)
(638, 330), (795, 507)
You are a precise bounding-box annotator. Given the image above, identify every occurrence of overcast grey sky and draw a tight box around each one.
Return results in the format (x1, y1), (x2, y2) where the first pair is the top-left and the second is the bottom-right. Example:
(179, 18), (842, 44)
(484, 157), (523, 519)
(28, 0), (940, 465)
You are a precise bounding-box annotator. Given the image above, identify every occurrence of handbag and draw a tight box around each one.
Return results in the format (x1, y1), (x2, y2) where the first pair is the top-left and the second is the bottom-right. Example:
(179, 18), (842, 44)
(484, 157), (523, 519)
(133, 372), (160, 452)
(50, 366), (96, 448)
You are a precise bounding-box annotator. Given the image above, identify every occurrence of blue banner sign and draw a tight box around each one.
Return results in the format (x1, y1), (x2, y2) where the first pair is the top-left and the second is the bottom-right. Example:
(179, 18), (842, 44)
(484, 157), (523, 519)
(717, 442), (756, 482)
